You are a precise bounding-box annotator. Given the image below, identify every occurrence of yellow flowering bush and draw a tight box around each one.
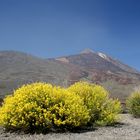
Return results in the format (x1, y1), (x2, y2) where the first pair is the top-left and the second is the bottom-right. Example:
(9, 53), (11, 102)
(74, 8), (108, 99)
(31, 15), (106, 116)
(0, 83), (90, 132)
(68, 81), (121, 126)
(126, 92), (140, 117)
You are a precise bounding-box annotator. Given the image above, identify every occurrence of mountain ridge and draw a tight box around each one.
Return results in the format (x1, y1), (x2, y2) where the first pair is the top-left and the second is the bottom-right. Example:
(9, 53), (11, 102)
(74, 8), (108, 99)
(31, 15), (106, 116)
(0, 50), (140, 102)
(55, 50), (139, 74)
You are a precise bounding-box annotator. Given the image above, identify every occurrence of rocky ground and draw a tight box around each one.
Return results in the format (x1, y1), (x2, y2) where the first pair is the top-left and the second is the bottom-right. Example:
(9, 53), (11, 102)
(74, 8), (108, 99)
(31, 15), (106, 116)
(0, 114), (140, 140)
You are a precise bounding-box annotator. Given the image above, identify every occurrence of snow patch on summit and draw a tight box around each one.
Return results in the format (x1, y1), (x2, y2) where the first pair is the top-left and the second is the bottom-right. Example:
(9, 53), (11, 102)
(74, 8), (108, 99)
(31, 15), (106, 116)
(98, 52), (110, 61)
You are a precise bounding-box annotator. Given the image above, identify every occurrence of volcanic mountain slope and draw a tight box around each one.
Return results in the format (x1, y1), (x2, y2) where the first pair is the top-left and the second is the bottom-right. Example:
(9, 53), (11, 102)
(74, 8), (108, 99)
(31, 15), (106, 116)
(0, 51), (72, 98)
(55, 49), (140, 83)
(0, 50), (140, 102)
(55, 49), (140, 101)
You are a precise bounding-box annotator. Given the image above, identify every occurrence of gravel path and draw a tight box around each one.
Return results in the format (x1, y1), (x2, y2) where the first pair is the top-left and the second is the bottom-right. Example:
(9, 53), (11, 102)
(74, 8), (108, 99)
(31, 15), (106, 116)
(0, 114), (140, 140)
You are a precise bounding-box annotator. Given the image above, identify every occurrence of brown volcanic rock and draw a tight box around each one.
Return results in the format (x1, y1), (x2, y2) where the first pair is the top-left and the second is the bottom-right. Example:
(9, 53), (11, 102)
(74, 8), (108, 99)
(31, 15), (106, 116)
(0, 50), (140, 101)
(55, 50), (140, 101)
(56, 50), (140, 83)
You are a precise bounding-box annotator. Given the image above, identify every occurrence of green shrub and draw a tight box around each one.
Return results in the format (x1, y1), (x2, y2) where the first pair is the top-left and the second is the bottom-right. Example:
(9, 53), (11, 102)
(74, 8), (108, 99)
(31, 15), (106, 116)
(68, 81), (121, 126)
(0, 83), (90, 132)
(126, 92), (140, 117)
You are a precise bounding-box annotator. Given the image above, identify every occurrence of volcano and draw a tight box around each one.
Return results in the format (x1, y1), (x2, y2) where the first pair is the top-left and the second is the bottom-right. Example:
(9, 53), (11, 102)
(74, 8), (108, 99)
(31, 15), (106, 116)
(0, 50), (140, 102)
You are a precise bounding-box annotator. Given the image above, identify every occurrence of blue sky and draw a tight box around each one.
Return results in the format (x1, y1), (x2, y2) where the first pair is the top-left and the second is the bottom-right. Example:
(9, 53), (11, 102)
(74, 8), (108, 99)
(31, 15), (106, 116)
(0, 0), (140, 70)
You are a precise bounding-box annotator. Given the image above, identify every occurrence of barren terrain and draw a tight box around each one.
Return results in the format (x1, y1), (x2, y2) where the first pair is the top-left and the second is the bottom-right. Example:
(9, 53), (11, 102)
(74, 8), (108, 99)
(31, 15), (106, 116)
(0, 114), (140, 140)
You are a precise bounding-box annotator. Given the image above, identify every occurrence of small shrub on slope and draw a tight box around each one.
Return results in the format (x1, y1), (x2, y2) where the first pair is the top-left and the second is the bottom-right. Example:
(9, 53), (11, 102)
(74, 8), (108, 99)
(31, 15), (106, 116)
(68, 81), (121, 126)
(126, 92), (140, 117)
(0, 83), (90, 132)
